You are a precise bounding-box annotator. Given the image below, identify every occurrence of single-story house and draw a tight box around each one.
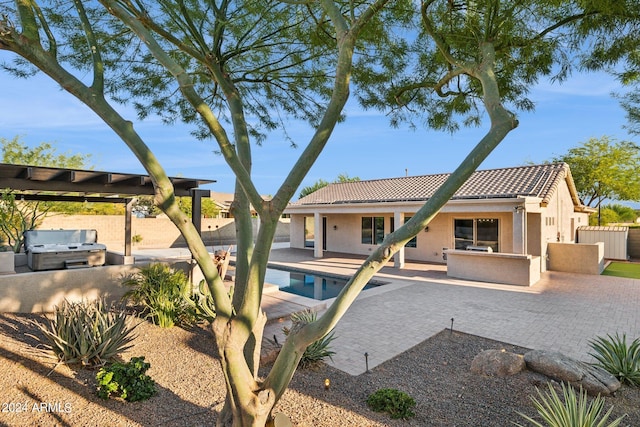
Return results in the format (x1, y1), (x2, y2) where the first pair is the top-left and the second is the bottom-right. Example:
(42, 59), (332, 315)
(284, 163), (594, 285)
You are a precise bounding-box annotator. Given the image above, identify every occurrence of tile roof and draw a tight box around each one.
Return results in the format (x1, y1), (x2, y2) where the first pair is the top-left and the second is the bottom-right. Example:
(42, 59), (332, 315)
(292, 163), (575, 206)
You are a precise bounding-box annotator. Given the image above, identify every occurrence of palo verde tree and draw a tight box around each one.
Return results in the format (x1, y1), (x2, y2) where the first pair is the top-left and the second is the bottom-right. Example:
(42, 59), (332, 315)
(574, 1), (640, 135)
(0, 1), (394, 424)
(0, 1), (634, 426)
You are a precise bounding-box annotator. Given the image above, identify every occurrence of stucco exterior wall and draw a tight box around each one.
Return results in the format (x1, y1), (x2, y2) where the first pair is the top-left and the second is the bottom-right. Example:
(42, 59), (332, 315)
(291, 211), (515, 264)
(445, 250), (541, 286)
(539, 182), (590, 270)
(547, 242), (604, 275)
(0, 263), (137, 312)
(0, 257), (212, 313)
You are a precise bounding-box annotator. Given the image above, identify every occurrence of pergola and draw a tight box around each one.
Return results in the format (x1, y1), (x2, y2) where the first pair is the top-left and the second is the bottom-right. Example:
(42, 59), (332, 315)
(0, 163), (215, 257)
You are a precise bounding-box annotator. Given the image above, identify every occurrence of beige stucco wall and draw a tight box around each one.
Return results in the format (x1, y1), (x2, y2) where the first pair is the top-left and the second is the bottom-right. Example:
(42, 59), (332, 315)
(38, 215), (290, 251)
(539, 182), (590, 270)
(445, 250), (541, 286)
(547, 242), (604, 275)
(0, 258), (208, 313)
(0, 263), (136, 312)
(291, 211), (515, 264)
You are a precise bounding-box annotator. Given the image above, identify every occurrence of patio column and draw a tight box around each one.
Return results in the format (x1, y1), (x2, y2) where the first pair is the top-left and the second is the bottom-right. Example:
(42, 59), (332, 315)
(513, 206), (526, 254)
(190, 189), (211, 238)
(314, 212), (323, 258)
(393, 211), (405, 268)
(124, 198), (134, 257)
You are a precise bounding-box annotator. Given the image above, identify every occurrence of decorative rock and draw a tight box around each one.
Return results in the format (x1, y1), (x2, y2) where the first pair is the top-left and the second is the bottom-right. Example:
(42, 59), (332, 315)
(470, 349), (526, 377)
(524, 350), (621, 396)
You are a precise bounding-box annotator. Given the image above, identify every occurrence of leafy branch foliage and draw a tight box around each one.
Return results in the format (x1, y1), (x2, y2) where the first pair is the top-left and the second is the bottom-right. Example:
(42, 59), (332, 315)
(0, 190), (48, 252)
(553, 136), (640, 208)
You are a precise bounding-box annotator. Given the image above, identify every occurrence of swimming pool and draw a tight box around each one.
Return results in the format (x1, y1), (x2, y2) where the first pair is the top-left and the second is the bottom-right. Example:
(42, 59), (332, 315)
(264, 267), (382, 300)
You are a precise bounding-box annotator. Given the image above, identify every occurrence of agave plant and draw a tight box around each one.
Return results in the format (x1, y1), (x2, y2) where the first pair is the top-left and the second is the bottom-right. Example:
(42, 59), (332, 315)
(33, 298), (137, 367)
(283, 309), (336, 368)
(516, 382), (626, 427)
(589, 333), (640, 387)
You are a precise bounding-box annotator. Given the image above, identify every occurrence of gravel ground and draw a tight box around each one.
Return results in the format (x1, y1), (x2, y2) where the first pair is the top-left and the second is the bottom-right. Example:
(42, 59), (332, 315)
(1, 313), (639, 427)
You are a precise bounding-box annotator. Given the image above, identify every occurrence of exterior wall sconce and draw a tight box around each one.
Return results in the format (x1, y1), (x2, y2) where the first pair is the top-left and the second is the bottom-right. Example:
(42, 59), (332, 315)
(333, 225), (337, 230)
(424, 226), (429, 232)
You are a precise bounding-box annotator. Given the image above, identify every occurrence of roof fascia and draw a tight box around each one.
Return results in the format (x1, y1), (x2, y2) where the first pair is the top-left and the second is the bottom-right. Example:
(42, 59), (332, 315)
(284, 197), (544, 215)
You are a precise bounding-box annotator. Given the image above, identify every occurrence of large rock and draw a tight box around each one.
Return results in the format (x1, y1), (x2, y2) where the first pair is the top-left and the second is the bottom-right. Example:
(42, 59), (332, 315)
(524, 350), (621, 396)
(471, 349), (526, 377)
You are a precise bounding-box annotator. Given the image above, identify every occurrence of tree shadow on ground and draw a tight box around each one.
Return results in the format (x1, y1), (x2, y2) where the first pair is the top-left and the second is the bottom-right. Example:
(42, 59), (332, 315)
(0, 313), (224, 426)
(277, 330), (640, 426)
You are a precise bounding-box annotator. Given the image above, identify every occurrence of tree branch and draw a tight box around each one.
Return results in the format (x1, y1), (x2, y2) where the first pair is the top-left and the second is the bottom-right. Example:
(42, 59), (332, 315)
(73, 0), (105, 94)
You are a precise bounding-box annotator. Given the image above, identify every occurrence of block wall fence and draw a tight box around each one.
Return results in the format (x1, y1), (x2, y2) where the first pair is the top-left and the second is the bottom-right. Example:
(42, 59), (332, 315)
(38, 215), (290, 251)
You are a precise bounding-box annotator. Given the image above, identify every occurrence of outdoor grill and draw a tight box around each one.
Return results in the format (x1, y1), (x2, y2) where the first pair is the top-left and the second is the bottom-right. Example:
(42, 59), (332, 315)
(23, 229), (106, 271)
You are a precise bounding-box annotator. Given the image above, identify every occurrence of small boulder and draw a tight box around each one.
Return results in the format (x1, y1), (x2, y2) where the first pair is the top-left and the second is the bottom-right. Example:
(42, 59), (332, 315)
(524, 350), (621, 396)
(471, 349), (526, 377)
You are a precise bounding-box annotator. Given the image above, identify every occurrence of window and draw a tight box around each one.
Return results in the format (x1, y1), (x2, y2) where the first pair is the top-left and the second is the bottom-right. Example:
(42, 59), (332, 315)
(362, 216), (384, 244)
(454, 218), (499, 252)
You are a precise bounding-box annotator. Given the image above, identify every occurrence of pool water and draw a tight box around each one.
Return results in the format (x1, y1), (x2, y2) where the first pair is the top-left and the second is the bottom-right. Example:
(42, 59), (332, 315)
(264, 267), (380, 300)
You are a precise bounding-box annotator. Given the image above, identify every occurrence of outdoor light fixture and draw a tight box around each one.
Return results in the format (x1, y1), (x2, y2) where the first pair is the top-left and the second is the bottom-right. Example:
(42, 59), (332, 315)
(424, 226), (429, 232)
(333, 225), (337, 230)
(324, 378), (330, 390)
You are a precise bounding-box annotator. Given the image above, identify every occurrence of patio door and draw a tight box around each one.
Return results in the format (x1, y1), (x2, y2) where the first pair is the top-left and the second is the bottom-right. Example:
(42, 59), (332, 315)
(304, 216), (327, 250)
(454, 218), (499, 251)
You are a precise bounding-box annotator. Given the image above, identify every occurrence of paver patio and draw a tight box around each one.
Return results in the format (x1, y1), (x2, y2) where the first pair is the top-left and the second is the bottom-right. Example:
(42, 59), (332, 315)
(262, 248), (640, 375)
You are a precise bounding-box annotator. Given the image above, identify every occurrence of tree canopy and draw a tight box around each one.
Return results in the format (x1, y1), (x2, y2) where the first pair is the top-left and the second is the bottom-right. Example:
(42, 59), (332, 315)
(573, 1), (640, 134)
(1, 136), (91, 168)
(593, 203), (638, 225)
(553, 136), (640, 208)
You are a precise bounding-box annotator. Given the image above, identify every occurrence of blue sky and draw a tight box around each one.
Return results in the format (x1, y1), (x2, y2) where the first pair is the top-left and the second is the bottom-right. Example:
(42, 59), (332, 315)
(0, 53), (635, 200)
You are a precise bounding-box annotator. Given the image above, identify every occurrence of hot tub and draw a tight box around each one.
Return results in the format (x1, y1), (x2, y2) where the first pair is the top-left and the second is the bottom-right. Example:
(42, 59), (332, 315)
(24, 230), (106, 271)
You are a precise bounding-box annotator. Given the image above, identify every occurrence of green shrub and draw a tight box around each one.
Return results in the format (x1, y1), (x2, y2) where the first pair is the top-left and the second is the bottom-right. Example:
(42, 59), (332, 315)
(516, 382), (625, 427)
(96, 356), (157, 402)
(589, 333), (640, 387)
(122, 263), (196, 328)
(33, 298), (136, 367)
(366, 388), (416, 420)
(283, 310), (336, 368)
